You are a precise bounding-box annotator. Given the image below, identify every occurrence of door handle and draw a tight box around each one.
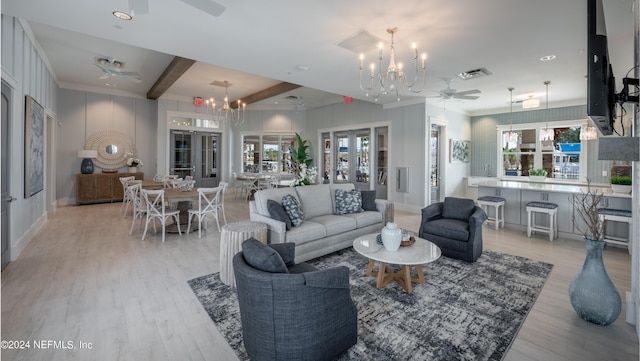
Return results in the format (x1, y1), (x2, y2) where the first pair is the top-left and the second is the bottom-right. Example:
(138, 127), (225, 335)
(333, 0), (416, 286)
(4, 196), (17, 203)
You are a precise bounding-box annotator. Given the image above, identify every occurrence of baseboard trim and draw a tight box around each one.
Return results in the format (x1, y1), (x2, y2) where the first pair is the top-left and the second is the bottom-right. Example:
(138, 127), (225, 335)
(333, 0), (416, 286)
(11, 212), (47, 261)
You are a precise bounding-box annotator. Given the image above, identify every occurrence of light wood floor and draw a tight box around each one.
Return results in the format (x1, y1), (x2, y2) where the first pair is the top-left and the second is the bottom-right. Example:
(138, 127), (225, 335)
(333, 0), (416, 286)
(1, 195), (638, 361)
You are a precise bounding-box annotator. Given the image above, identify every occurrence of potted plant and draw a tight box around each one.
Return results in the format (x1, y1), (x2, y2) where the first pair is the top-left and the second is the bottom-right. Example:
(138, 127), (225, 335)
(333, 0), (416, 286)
(569, 179), (621, 325)
(610, 176), (632, 194)
(290, 133), (318, 186)
(528, 168), (547, 182)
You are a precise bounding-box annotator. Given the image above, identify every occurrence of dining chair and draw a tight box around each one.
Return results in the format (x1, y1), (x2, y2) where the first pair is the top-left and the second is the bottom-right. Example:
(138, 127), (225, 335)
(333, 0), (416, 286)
(187, 186), (223, 238)
(128, 182), (146, 235)
(232, 172), (246, 199)
(119, 176), (136, 215)
(216, 182), (229, 226)
(141, 189), (181, 242)
(165, 178), (184, 189)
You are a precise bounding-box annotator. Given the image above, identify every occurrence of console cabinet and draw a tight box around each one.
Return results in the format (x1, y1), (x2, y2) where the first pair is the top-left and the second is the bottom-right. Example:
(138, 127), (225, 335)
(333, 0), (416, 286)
(76, 172), (143, 205)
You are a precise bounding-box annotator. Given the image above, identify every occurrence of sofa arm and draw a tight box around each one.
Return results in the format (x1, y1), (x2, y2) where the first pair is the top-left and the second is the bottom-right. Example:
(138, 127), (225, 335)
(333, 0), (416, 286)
(249, 211), (286, 244)
(469, 206), (488, 228)
(421, 203), (443, 222)
(375, 199), (393, 224)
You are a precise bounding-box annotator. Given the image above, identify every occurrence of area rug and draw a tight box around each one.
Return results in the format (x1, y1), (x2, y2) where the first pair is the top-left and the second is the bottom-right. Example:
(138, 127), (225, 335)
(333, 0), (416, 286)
(188, 249), (553, 361)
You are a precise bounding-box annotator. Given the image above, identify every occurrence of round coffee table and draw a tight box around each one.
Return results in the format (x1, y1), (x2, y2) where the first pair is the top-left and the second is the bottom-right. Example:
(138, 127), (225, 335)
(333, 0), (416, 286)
(353, 233), (441, 293)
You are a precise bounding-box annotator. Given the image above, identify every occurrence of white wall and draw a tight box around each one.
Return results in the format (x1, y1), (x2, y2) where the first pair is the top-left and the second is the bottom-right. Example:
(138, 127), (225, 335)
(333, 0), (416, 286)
(56, 89), (157, 205)
(1, 16), (58, 260)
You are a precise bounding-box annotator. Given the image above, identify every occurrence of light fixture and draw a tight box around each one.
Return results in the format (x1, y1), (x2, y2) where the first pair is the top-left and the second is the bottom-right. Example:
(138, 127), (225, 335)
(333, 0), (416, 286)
(540, 81), (554, 141)
(77, 149), (98, 174)
(205, 80), (246, 127)
(359, 27), (427, 101)
(112, 10), (133, 20)
(505, 87), (519, 144)
(522, 96), (540, 109)
(580, 125), (598, 140)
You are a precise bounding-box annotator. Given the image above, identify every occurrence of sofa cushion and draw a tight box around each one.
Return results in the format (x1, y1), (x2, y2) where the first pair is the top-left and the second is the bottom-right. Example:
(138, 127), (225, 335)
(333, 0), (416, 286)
(423, 218), (470, 241)
(442, 197), (475, 222)
(335, 189), (363, 215)
(285, 221), (327, 245)
(241, 237), (289, 273)
(267, 200), (292, 231)
(295, 184), (333, 219)
(361, 190), (377, 211)
(282, 194), (305, 227)
(343, 211), (383, 228)
(308, 215), (356, 237)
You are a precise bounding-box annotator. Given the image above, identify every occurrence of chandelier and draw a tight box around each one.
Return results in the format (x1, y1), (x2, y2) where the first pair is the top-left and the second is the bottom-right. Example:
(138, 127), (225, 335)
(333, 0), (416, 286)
(359, 27), (427, 101)
(580, 125), (598, 140)
(540, 81), (554, 141)
(205, 80), (246, 127)
(505, 87), (519, 143)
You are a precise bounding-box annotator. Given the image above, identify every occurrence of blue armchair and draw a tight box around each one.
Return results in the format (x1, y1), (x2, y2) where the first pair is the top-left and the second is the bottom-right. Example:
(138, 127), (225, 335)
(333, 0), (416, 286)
(418, 197), (487, 262)
(233, 238), (357, 361)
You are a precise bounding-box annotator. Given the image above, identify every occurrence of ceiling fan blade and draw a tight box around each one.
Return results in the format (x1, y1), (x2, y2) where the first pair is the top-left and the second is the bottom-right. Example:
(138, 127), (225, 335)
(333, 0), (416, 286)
(112, 71), (143, 83)
(453, 95), (480, 100)
(98, 73), (110, 80)
(180, 0), (226, 16)
(454, 89), (481, 96)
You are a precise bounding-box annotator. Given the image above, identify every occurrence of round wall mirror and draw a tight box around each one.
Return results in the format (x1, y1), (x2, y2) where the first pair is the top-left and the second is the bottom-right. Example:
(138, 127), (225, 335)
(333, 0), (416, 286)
(105, 144), (118, 155)
(85, 130), (135, 170)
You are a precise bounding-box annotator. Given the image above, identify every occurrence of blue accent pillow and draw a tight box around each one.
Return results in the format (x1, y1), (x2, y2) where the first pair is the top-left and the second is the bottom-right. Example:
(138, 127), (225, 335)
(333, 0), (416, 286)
(241, 237), (288, 273)
(267, 199), (292, 231)
(335, 189), (363, 215)
(361, 190), (377, 211)
(282, 194), (304, 227)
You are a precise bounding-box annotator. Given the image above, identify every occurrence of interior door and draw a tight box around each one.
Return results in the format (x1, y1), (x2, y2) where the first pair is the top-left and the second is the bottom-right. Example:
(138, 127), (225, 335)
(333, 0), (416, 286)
(333, 129), (371, 190)
(2, 81), (13, 270)
(170, 130), (221, 188)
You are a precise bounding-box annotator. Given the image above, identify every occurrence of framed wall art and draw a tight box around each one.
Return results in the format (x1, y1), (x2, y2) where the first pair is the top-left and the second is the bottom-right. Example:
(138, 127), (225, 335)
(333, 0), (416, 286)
(24, 95), (45, 198)
(450, 139), (470, 163)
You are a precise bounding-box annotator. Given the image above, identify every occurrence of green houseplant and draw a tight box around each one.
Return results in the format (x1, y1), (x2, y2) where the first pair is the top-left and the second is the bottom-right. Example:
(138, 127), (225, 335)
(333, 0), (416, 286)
(528, 168), (547, 182)
(290, 133), (317, 186)
(569, 178), (621, 325)
(610, 176), (632, 194)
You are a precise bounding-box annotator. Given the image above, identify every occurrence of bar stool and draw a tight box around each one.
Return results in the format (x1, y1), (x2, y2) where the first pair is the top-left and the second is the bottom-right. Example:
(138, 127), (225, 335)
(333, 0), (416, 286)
(526, 201), (558, 242)
(477, 196), (505, 230)
(598, 208), (632, 254)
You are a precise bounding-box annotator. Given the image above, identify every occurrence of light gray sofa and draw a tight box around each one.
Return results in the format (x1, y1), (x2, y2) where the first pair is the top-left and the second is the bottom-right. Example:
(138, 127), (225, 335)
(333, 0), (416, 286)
(249, 183), (391, 263)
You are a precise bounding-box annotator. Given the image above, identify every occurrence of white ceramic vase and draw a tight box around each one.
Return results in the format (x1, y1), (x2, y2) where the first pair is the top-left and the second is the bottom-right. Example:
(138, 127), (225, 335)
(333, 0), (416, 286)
(128, 167), (137, 173)
(381, 222), (402, 251)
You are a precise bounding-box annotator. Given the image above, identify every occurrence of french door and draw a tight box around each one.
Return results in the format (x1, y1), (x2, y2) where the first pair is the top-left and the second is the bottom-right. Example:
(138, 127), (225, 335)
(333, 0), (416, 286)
(170, 130), (221, 188)
(430, 124), (441, 204)
(2, 81), (13, 269)
(333, 129), (371, 190)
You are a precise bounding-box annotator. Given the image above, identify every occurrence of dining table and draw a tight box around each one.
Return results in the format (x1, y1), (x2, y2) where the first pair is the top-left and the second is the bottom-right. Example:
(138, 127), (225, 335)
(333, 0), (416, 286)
(162, 188), (200, 233)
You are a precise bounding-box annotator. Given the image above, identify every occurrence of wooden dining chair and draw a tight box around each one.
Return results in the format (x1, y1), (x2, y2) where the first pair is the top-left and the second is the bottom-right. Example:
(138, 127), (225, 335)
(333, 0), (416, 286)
(119, 176), (136, 215)
(141, 189), (181, 242)
(187, 186), (223, 238)
(128, 182), (146, 235)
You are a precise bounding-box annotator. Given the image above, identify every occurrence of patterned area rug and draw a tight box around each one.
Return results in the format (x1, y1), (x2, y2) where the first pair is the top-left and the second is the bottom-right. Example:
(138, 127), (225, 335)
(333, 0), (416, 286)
(188, 249), (553, 361)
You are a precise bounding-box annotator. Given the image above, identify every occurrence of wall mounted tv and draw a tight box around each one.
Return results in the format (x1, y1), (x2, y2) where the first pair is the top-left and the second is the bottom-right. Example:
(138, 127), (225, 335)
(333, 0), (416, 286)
(586, 0), (616, 136)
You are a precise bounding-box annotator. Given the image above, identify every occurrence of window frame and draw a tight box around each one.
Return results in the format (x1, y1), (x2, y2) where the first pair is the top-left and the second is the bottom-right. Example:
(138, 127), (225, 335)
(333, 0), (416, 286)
(496, 119), (589, 182)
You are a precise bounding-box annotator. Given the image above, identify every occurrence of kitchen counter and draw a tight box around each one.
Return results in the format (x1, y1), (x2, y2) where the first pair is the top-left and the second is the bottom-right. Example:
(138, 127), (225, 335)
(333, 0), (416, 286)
(476, 179), (631, 198)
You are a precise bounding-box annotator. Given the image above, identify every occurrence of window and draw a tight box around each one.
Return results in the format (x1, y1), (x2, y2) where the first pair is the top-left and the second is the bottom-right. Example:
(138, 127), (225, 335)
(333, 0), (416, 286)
(242, 133), (297, 174)
(498, 120), (588, 181)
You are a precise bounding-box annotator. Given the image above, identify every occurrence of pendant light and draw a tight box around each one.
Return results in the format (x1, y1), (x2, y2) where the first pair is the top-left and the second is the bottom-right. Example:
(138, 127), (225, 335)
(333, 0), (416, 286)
(540, 81), (554, 141)
(505, 87), (519, 143)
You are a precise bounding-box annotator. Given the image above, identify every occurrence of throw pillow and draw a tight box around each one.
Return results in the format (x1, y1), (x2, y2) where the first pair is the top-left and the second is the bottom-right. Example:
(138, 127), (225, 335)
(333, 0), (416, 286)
(241, 237), (288, 273)
(361, 190), (377, 211)
(335, 189), (363, 215)
(282, 194), (304, 227)
(442, 197), (475, 221)
(267, 199), (292, 231)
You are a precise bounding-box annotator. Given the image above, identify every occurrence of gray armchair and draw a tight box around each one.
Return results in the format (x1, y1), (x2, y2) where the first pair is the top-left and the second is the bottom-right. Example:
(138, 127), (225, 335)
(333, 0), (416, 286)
(418, 197), (487, 262)
(233, 238), (357, 361)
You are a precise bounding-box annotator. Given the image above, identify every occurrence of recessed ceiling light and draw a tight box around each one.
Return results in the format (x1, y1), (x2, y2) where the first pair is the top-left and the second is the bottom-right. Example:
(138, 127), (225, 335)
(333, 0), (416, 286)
(112, 11), (132, 20)
(540, 55), (556, 61)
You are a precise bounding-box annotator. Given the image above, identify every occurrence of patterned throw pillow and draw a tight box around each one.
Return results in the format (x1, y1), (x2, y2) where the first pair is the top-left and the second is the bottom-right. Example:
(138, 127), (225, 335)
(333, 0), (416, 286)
(281, 194), (304, 227)
(335, 189), (363, 215)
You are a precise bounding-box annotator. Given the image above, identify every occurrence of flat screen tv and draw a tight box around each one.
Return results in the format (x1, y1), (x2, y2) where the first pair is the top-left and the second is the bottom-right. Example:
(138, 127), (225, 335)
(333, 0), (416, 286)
(587, 0), (616, 136)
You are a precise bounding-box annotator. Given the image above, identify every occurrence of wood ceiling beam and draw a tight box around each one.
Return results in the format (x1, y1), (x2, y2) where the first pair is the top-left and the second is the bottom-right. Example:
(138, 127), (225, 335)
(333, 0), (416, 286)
(230, 82), (301, 108)
(146, 56), (196, 100)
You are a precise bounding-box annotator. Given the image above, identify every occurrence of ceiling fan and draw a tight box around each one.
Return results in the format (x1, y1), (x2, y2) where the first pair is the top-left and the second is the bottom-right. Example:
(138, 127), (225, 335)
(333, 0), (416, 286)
(94, 57), (143, 83)
(428, 78), (481, 100)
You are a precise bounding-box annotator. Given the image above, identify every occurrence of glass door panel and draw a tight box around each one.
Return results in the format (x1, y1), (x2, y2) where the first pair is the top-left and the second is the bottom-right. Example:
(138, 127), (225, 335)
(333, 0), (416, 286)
(243, 135), (259, 173)
(262, 135), (279, 173)
(334, 132), (349, 183)
(430, 125), (440, 204)
(375, 127), (388, 199)
(198, 133), (220, 188)
(355, 131), (370, 187)
(281, 135), (296, 175)
(322, 132), (330, 184)
(170, 130), (193, 179)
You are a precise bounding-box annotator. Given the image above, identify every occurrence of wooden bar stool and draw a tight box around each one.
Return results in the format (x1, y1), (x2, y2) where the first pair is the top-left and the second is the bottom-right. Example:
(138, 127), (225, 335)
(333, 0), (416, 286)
(477, 196), (506, 230)
(598, 208), (632, 254)
(526, 201), (558, 242)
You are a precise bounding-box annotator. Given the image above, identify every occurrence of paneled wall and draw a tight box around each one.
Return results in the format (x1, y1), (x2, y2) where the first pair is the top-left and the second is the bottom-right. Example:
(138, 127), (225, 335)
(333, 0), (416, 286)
(1, 15), (58, 259)
(57, 89), (157, 205)
(470, 105), (614, 184)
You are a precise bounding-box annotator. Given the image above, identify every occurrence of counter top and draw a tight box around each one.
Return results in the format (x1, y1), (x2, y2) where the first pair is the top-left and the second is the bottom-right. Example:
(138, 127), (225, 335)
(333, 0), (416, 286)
(477, 179), (631, 198)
